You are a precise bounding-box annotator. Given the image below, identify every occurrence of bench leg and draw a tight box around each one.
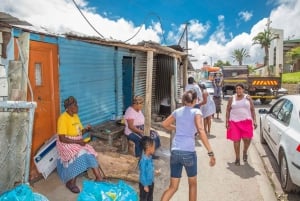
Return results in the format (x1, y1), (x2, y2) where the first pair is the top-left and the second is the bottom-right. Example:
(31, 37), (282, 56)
(121, 135), (128, 153)
(121, 135), (135, 156)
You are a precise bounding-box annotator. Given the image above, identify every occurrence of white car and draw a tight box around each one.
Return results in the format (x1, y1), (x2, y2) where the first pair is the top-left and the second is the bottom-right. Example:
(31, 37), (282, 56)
(259, 95), (300, 192)
(200, 81), (214, 96)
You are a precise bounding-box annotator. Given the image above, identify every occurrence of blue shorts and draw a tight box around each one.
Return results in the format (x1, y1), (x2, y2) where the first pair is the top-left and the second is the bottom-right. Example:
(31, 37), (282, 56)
(170, 150), (197, 178)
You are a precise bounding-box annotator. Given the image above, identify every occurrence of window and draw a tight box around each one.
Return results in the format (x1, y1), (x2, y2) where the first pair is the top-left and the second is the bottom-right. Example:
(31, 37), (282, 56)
(270, 99), (285, 119)
(278, 100), (293, 124)
(35, 63), (42, 86)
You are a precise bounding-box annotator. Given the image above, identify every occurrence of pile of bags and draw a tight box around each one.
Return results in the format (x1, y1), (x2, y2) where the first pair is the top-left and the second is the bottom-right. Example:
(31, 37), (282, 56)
(0, 184), (48, 201)
(78, 180), (138, 201)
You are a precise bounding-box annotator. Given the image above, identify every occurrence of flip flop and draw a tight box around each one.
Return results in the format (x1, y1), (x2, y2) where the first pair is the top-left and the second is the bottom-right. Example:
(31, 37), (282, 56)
(66, 183), (80, 193)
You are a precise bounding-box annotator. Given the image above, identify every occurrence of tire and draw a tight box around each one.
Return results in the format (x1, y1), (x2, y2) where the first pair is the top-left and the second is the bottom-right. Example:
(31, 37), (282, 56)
(279, 151), (296, 192)
(259, 119), (266, 144)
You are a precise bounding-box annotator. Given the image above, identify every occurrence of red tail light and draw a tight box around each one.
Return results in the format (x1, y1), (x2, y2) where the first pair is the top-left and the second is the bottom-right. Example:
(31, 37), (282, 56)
(297, 145), (300, 152)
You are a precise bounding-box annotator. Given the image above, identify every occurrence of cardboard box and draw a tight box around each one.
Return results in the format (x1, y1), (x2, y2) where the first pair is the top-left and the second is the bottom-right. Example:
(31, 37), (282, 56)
(34, 135), (58, 179)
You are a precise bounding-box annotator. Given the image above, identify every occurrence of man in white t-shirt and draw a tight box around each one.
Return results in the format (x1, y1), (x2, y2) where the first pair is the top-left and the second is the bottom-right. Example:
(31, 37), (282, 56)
(185, 77), (203, 107)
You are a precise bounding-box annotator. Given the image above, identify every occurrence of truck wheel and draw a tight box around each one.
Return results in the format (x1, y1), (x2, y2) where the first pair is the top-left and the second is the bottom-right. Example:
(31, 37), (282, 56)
(260, 98), (272, 105)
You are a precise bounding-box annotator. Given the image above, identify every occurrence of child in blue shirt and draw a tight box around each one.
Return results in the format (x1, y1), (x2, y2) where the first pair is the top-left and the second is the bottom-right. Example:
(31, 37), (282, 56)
(139, 136), (156, 201)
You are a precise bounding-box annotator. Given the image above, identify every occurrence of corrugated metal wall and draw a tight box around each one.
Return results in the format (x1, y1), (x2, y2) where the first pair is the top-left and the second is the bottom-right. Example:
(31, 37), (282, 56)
(134, 52), (147, 97)
(177, 63), (184, 101)
(58, 38), (130, 126)
(152, 54), (175, 114)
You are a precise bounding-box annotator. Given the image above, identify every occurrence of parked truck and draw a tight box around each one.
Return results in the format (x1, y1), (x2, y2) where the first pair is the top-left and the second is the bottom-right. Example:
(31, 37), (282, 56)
(221, 65), (282, 104)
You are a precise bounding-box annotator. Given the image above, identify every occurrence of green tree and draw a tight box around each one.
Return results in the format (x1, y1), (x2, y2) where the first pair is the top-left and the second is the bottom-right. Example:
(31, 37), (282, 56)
(252, 29), (278, 68)
(286, 46), (300, 65)
(231, 48), (250, 65)
(214, 60), (231, 67)
(248, 65), (256, 75)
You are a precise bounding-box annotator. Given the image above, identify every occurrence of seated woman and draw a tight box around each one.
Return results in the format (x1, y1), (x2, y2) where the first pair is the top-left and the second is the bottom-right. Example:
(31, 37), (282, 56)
(124, 95), (161, 158)
(56, 96), (102, 194)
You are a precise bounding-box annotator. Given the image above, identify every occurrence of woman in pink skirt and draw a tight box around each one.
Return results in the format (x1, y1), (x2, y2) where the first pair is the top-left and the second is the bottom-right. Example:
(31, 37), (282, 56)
(225, 83), (257, 166)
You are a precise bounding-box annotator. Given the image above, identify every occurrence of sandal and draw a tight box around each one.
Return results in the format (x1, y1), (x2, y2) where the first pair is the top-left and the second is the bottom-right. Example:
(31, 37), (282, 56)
(66, 182), (80, 194)
(235, 159), (240, 166)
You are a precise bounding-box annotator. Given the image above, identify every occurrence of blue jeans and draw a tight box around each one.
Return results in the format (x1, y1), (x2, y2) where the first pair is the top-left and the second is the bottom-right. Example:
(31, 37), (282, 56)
(170, 150), (197, 178)
(127, 133), (143, 157)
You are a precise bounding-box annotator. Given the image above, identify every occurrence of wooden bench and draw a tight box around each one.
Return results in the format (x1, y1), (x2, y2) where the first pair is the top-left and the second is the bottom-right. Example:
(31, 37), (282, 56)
(121, 135), (135, 156)
(90, 121), (125, 146)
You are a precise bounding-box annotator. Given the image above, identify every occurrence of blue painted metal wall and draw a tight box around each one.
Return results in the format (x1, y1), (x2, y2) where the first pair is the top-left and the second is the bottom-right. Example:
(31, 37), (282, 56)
(58, 38), (131, 126)
(13, 28), (58, 44)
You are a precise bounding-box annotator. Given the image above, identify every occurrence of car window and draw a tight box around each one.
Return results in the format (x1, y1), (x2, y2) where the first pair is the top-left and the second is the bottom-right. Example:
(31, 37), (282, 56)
(203, 82), (213, 88)
(269, 99), (285, 119)
(277, 100), (293, 124)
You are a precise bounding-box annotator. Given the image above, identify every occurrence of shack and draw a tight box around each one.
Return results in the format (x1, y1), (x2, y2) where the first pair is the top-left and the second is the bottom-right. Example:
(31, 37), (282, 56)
(0, 12), (189, 193)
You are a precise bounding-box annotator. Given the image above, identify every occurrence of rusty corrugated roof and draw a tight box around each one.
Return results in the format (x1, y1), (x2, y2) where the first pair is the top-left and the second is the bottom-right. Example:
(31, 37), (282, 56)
(0, 12), (186, 58)
(65, 34), (187, 58)
(0, 12), (31, 26)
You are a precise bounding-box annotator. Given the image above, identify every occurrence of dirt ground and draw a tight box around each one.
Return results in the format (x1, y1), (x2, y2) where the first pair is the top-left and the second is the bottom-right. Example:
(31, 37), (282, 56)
(31, 123), (174, 201)
(93, 126), (173, 200)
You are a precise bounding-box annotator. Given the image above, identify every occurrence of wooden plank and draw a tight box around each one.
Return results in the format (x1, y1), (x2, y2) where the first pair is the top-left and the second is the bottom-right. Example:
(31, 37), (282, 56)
(144, 51), (153, 136)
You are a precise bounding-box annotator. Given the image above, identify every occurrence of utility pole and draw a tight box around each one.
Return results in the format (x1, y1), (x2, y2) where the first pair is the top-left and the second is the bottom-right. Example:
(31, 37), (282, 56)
(178, 22), (189, 54)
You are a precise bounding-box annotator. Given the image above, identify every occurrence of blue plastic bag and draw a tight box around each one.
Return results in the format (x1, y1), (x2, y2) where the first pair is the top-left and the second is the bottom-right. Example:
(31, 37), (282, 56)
(77, 180), (138, 201)
(0, 184), (48, 201)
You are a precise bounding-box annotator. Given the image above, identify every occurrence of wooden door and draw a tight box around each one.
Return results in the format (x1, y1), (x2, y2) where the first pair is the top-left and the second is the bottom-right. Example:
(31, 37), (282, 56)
(28, 41), (59, 180)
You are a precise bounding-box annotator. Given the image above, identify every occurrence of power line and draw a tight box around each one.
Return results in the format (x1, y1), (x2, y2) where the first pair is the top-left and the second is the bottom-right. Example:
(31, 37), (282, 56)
(124, 12), (166, 44)
(71, 0), (105, 38)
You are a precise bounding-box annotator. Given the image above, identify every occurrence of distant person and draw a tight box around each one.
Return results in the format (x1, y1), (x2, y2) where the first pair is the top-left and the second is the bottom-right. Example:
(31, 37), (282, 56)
(161, 90), (216, 201)
(199, 83), (216, 135)
(290, 64), (294, 72)
(225, 83), (257, 166)
(185, 77), (202, 108)
(139, 136), (159, 201)
(212, 73), (222, 119)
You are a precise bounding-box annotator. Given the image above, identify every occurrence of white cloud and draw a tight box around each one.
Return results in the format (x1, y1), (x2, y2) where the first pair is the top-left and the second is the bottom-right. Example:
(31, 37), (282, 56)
(269, 0), (300, 39)
(1, 0), (300, 70)
(238, 11), (253, 22)
(188, 20), (210, 41)
(0, 0), (161, 43)
(218, 15), (225, 21)
(209, 15), (227, 44)
(189, 0), (300, 69)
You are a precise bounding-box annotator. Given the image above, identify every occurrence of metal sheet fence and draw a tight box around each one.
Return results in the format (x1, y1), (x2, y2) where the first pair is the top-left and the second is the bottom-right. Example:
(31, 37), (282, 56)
(0, 101), (36, 194)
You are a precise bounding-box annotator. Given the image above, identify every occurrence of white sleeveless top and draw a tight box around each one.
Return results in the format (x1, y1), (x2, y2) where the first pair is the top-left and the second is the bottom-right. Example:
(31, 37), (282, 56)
(229, 94), (252, 121)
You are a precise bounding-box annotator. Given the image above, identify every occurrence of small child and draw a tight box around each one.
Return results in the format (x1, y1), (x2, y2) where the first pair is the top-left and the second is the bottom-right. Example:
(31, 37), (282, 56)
(139, 136), (156, 201)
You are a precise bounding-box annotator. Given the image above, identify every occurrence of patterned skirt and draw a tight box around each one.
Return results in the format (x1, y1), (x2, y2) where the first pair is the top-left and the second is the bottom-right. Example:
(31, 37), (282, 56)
(56, 149), (98, 183)
(56, 135), (99, 183)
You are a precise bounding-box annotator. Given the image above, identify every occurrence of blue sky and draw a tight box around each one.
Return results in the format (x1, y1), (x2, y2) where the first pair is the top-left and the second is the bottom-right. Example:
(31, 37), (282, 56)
(90, 0), (274, 44)
(1, 0), (300, 68)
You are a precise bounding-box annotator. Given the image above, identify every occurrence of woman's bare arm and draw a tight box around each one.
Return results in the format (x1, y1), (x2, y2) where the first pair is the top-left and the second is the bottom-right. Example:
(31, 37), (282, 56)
(161, 115), (176, 131)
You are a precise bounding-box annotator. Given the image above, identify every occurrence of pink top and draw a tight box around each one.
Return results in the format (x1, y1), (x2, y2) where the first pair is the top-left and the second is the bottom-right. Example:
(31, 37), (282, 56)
(229, 94), (252, 122)
(124, 106), (145, 135)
